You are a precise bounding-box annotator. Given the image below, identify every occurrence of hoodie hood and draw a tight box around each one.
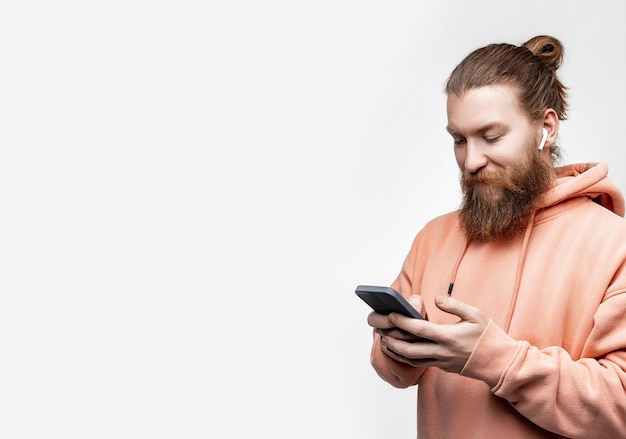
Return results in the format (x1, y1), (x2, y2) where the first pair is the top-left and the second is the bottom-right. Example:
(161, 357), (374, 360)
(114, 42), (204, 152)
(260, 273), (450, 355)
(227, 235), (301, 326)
(540, 162), (625, 217)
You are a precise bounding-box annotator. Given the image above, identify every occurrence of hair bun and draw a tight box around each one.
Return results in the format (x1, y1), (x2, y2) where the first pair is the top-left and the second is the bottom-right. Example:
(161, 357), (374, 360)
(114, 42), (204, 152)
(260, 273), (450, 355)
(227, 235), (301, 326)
(523, 35), (564, 71)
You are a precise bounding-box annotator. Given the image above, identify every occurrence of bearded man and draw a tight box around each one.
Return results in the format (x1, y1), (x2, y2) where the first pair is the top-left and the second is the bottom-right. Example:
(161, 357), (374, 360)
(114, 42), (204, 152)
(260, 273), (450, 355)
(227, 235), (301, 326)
(363, 35), (626, 438)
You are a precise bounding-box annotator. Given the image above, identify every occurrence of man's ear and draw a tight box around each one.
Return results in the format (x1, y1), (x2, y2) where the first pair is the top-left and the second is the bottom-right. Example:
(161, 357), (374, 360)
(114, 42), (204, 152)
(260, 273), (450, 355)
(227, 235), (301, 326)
(541, 108), (559, 149)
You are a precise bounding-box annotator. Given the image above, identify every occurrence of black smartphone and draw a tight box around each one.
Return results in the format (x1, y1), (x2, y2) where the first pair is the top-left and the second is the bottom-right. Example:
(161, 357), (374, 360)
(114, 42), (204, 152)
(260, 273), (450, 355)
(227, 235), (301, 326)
(355, 285), (425, 319)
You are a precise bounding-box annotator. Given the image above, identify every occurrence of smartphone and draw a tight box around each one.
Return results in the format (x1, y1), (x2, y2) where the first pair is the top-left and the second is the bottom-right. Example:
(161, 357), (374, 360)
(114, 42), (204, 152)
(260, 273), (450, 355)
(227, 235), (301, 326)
(355, 285), (425, 319)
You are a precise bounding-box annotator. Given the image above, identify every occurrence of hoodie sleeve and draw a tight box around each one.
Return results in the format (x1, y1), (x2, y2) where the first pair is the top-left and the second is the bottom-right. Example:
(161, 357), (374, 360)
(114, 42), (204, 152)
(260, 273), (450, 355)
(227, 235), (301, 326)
(370, 332), (426, 389)
(460, 290), (626, 438)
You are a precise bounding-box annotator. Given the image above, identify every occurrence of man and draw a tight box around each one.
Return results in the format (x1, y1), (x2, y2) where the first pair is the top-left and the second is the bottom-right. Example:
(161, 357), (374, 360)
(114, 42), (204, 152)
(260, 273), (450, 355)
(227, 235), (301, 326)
(366, 35), (626, 438)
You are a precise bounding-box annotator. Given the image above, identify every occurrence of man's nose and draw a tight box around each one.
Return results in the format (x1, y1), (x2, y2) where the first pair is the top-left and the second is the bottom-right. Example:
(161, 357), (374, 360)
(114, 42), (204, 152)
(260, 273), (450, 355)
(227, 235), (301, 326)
(463, 142), (488, 174)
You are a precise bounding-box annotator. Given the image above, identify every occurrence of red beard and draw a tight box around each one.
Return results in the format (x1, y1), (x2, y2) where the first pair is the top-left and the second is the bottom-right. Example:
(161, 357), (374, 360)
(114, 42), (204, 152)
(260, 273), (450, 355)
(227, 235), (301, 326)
(459, 151), (555, 242)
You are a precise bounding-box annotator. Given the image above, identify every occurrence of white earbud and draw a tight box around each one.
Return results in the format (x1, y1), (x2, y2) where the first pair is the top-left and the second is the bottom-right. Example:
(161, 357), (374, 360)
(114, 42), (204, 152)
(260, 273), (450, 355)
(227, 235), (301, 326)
(538, 128), (548, 150)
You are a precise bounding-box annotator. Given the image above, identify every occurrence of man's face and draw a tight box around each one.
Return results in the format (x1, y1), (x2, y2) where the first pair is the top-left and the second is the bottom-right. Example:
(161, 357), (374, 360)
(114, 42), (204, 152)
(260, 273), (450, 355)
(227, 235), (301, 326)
(446, 85), (555, 241)
(447, 84), (538, 186)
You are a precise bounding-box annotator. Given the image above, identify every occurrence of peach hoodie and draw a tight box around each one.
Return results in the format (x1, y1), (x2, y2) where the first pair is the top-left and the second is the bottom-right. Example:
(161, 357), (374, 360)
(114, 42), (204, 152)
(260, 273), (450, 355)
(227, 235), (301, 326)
(371, 163), (626, 438)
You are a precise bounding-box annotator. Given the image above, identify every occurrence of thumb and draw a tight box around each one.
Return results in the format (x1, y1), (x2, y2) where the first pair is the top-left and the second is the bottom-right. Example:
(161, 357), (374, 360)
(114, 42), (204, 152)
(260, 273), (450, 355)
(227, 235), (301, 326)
(435, 295), (480, 322)
(407, 294), (426, 316)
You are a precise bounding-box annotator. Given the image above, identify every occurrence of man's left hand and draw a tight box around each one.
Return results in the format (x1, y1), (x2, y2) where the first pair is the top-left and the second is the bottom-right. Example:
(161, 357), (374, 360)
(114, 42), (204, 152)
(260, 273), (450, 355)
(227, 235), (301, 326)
(379, 295), (490, 373)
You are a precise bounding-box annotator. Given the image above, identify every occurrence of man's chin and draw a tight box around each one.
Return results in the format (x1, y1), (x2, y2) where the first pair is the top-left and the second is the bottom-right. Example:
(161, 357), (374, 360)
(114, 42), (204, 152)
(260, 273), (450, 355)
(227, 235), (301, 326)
(474, 186), (503, 203)
(460, 189), (534, 242)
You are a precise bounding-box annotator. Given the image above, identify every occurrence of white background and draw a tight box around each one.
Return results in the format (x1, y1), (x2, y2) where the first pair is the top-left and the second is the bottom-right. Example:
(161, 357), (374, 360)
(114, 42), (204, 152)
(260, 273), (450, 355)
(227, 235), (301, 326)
(2, 1), (626, 438)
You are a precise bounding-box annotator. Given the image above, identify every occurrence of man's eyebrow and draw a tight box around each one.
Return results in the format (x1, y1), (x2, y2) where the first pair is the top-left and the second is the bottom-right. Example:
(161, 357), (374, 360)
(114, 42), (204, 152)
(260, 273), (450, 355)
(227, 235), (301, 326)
(446, 122), (506, 135)
(479, 122), (507, 132)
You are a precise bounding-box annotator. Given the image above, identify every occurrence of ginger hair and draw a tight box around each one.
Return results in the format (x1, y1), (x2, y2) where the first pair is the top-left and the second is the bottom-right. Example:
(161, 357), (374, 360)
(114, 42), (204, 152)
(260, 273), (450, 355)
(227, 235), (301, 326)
(445, 35), (568, 162)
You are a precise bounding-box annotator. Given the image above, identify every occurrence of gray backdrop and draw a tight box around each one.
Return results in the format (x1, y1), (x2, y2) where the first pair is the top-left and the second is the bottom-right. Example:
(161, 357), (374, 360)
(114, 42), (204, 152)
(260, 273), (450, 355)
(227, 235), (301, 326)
(3, 1), (625, 437)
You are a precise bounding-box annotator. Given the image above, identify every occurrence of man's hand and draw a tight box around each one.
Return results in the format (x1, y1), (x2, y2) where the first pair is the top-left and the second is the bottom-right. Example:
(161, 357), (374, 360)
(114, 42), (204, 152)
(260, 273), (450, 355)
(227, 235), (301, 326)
(375, 295), (489, 373)
(367, 294), (427, 342)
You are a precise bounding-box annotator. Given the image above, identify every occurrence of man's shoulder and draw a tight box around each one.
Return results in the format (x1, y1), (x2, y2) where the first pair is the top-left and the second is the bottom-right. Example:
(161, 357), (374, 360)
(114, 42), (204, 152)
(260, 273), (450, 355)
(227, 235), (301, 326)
(413, 210), (462, 244)
(423, 210), (460, 230)
(580, 195), (626, 232)
(404, 210), (465, 262)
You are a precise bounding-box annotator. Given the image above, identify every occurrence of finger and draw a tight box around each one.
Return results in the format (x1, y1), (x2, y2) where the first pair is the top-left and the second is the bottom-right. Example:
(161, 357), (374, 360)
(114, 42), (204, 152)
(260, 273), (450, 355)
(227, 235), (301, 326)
(385, 347), (438, 367)
(367, 311), (395, 330)
(380, 327), (423, 342)
(407, 294), (427, 317)
(434, 295), (482, 322)
(381, 335), (441, 364)
(387, 313), (438, 342)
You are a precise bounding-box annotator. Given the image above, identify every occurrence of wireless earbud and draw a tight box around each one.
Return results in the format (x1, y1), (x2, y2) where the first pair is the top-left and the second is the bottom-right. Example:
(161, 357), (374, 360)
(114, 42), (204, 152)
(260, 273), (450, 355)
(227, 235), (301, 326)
(538, 128), (548, 150)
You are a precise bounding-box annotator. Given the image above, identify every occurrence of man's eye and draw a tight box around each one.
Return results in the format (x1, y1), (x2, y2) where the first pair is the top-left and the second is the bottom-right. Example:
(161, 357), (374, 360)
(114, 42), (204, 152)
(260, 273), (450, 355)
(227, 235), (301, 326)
(453, 138), (466, 146)
(485, 136), (501, 143)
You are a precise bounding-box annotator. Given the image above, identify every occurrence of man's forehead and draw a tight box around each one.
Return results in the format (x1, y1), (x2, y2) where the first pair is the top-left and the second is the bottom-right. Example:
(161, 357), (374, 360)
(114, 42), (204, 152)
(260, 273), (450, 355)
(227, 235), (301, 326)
(446, 85), (526, 133)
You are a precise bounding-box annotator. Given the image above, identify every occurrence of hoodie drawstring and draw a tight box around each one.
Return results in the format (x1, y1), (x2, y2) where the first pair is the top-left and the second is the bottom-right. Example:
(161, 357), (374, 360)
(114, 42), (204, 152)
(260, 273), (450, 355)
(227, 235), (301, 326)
(447, 237), (469, 296)
(503, 211), (536, 331)
(448, 212), (536, 331)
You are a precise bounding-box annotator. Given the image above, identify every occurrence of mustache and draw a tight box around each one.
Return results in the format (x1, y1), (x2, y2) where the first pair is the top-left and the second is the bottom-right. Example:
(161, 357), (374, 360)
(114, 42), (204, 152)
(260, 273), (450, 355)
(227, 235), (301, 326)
(461, 170), (526, 194)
